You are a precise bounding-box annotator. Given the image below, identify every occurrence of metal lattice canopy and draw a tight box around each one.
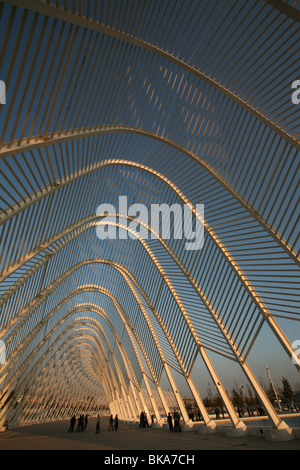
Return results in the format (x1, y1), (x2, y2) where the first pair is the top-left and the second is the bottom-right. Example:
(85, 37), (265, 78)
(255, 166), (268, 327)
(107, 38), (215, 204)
(0, 0), (299, 431)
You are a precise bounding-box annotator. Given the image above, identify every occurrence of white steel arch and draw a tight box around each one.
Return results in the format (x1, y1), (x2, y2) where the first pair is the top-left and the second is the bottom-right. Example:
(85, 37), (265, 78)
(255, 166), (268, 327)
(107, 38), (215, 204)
(0, 0), (299, 434)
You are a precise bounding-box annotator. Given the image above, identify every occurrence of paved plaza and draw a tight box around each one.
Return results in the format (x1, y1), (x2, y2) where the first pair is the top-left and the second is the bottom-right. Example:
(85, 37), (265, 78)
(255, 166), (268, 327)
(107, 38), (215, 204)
(0, 416), (299, 451)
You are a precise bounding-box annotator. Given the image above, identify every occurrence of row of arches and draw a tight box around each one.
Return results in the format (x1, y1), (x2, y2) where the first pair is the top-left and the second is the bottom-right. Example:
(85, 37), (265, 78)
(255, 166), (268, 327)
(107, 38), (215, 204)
(0, 0), (299, 433)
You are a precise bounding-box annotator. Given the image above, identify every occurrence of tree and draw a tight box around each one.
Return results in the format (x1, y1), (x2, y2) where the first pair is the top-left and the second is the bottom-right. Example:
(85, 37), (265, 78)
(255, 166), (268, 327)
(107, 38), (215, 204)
(266, 382), (276, 402)
(281, 377), (294, 403)
(246, 385), (257, 406)
(203, 383), (214, 407)
(231, 388), (243, 408)
(214, 395), (223, 408)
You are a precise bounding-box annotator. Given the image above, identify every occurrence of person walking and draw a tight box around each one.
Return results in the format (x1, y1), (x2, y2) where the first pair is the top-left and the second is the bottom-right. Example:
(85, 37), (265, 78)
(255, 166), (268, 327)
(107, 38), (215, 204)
(68, 415), (76, 433)
(85, 414), (88, 430)
(95, 414), (101, 434)
(76, 415), (82, 432)
(108, 414), (114, 431)
(167, 412), (173, 432)
(139, 411), (144, 428)
(174, 412), (181, 432)
(114, 414), (119, 431)
(76, 414), (84, 432)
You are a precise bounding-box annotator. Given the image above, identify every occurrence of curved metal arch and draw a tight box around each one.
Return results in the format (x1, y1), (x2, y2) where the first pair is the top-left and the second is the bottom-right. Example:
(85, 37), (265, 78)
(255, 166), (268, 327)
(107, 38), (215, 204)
(64, 326), (134, 417)
(3, 1), (299, 150)
(9, 326), (108, 399)
(0, 228), (247, 370)
(1, 313), (113, 395)
(61, 322), (140, 420)
(2, 154), (297, 362)
(1, 131), (297, 266)
(56, 310), (164, 420)
(1, 316), (135, 421)
(2, 201), (297, 377)
(2, 212), (298, 410)
(41, 316), (135, 401)
(73, 308), (162, 419)
(24, 333), (115, 423)
(3, 261), (203, 422)
(1, 278), (171, 422)
(103, 261), (237, 428)
(3, 295), (158, 415)
(6, 348), (103, 426)
(2, 214), (291, 430)
(76, 289), (163, 395)
(7, 311), (159, 423)
(2, 158), (297, 345)
(0, 0), (298, 433)
(27, 334), (106, 412)
(2, 216), (298, 434)
(2, 229), (192, 374)
(0, 325), (112, 426)
(2, 259), (229, 427)
(265, 0), (300, 21)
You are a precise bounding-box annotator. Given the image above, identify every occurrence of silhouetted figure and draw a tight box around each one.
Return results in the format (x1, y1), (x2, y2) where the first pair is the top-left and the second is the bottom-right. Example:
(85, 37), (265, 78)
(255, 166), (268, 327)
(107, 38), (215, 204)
(68, 415), (76, 432)
(95, 415), (100, 434)
(114, 414), (119, 431)
(108, 415), (114, 431)
(85, 414), (88, 429)
(174, 412), (181, 432)
(140, 411), (144, 428)
(167, 412), (173, 432)
(76, 414), (84, 432)
(257, 406), (265, 416)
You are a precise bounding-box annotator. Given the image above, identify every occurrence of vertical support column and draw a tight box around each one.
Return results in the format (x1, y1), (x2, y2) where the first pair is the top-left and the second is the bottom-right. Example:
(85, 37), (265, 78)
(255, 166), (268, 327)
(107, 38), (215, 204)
(142, 372), (162, 422)
(156, 383), (170, 421)
(164, 363), (189, 423)
(138, 387), (151, 418)
(129, 381), (141, 419)
(121, 384), (135, 420)
(198, 347), (245, 429)
(185, 376), (215, 428)
(241, 361), (289, 430)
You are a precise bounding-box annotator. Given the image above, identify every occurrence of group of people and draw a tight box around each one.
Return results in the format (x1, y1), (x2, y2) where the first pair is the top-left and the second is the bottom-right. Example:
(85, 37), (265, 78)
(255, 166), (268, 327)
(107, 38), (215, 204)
(68, 414), (88, 433)
(188, 411), (202, 421)
(167, 411), (181, 432)
(215, 407), (223, 419)
(108, 414), (119, 431)
(139, 411), (153, 428)
(68, 414), (119, 434)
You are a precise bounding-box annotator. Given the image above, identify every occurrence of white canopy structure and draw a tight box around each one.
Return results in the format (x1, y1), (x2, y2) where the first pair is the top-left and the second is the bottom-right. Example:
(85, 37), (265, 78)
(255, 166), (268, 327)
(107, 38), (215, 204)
(0, 0), (299, 432)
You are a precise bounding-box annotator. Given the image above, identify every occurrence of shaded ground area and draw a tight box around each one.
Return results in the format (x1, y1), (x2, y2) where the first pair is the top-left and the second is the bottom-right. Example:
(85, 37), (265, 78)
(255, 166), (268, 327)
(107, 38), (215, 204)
(0, 416), (299, 451)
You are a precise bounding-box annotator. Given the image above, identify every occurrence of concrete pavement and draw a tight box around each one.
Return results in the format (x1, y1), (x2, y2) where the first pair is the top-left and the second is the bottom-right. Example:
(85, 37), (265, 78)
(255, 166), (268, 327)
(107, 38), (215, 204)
(0, 416), (299, 450)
